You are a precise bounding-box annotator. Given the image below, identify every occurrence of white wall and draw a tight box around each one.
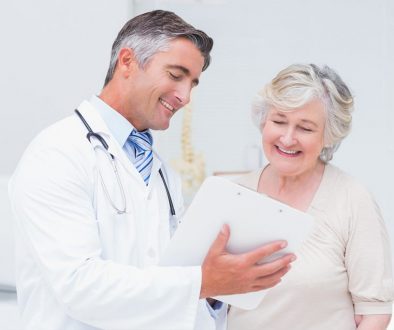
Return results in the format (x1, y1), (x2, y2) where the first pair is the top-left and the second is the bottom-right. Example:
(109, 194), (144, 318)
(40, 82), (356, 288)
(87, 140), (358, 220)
(0, 0), (131, 175)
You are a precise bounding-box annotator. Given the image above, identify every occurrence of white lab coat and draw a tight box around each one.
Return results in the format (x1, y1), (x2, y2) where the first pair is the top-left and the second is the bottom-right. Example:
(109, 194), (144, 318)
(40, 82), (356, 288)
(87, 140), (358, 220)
(9, 100), (226, 330)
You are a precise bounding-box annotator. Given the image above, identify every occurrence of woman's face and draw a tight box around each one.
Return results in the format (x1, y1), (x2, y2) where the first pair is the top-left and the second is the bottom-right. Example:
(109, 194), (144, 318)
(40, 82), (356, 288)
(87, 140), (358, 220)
(262, 99), (326, 178)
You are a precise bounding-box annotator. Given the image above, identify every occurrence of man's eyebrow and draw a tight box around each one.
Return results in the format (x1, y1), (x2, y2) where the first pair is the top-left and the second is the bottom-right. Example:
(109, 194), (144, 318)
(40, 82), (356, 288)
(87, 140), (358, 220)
(167, 65), (199, 86)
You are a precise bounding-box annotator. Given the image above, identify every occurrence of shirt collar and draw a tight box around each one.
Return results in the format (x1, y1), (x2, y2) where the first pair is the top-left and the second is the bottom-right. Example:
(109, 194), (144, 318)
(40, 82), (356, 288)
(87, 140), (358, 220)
(89, 95), (134, 148)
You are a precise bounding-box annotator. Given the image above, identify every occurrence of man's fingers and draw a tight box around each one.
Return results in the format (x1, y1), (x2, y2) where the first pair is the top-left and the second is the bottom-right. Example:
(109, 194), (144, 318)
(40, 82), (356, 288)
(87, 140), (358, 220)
(206, 224), (230, 255)
(252, 264), (292, 291)
(256, 253), (295, 276)
(240, 240), (288, 264)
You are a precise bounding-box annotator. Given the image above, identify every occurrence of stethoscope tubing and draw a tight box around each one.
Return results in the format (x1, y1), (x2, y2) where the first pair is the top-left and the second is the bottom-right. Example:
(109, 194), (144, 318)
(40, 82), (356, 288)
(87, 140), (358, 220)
(74, 109), (175, 216)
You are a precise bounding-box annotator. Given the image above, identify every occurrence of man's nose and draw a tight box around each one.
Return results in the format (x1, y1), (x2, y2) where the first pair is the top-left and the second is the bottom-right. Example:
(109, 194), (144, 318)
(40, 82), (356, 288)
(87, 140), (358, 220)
(174, 84), (192, 105)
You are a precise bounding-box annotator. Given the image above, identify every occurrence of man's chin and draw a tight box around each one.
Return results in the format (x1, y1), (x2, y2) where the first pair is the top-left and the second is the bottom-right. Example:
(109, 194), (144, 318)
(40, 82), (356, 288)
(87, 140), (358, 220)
(152, 122), (170, 131)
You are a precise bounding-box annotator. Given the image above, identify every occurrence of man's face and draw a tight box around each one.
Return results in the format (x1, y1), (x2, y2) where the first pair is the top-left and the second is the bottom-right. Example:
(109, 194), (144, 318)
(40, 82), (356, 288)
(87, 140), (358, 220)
(124, 38), (205, 131)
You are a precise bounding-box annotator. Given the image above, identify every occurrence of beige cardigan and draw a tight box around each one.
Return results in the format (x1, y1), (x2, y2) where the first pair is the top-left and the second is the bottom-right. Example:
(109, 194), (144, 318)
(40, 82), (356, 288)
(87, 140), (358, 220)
(227, 164), (393, 330)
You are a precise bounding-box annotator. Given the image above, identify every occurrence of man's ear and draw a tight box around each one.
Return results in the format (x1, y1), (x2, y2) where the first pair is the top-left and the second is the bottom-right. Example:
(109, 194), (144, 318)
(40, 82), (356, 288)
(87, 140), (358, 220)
(117, 48), (138, 78)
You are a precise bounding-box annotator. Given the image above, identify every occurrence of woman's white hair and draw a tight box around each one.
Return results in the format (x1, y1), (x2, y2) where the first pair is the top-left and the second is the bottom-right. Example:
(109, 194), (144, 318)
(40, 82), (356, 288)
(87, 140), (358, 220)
(252, 64), (354, 162)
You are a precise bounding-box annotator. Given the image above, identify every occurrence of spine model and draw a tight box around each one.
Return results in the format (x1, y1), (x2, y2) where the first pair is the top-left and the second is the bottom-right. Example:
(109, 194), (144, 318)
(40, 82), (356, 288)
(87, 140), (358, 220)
(171, 101), (206, 198)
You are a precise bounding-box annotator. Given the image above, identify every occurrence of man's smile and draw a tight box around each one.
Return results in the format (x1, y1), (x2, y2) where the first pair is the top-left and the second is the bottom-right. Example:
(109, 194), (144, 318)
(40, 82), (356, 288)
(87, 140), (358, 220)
(159, 97), (176, 113)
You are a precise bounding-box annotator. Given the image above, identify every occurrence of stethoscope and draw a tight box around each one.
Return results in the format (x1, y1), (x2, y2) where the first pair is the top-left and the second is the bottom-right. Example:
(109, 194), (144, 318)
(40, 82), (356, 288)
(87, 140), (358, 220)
(74, 109), (176, 218)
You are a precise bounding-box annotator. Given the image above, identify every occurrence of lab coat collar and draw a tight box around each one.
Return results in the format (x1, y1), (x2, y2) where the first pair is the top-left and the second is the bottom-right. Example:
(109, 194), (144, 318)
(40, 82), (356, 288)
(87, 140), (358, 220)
(76, 100), (113, 137)
(76, 100), (136, 176)
(76, 100), (163, 187)
(89, 95), (133, 148)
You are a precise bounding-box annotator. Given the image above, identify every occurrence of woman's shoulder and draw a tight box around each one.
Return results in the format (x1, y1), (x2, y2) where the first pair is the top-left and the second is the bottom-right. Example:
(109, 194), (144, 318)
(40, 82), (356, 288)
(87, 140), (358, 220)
(322, 164), (382, 227)
(324, 164), (372, 198)
(232, 168), (265, 191)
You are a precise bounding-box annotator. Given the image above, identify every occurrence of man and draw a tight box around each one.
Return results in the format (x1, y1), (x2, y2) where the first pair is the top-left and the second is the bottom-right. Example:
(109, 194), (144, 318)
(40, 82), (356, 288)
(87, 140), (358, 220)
(9, 10), (295, 330)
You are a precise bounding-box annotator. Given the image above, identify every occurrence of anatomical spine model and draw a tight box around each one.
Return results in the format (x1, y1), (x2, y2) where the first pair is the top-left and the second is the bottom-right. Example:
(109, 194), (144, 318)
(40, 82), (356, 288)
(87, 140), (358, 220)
(171, 101), (206, 198)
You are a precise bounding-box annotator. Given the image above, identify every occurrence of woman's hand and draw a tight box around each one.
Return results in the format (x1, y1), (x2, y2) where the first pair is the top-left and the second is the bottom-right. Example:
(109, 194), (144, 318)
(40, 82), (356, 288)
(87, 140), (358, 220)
(355, 314), (392, 329)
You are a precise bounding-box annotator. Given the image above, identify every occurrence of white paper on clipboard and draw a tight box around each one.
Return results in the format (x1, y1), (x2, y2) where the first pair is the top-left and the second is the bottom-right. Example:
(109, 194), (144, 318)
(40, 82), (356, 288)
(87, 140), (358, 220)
(160, 175), (313, 310)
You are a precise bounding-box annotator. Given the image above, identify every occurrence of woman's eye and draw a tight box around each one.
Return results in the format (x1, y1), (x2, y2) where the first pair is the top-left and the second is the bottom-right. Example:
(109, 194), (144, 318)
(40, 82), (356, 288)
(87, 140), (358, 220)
(272, 120), (285, 125)
(300, 127), (313, 132)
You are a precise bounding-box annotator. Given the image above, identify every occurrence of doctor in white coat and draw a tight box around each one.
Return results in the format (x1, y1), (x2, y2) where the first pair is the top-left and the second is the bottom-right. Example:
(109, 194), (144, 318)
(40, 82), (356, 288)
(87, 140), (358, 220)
(8, 10), (295, 330)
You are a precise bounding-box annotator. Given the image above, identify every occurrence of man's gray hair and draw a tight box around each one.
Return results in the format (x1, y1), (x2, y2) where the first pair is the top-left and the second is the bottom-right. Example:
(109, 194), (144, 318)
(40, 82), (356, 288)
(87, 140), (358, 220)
(104, 10), (213, 86)
(252, 63), (354, 162)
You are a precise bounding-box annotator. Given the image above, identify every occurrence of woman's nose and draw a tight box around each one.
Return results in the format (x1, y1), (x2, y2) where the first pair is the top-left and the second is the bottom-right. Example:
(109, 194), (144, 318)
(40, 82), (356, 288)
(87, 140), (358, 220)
(279, 128), (296, 146)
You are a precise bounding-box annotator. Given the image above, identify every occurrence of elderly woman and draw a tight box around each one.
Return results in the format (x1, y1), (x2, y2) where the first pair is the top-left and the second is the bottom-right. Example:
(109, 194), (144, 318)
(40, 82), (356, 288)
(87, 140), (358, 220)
(227, 64), (393, 329)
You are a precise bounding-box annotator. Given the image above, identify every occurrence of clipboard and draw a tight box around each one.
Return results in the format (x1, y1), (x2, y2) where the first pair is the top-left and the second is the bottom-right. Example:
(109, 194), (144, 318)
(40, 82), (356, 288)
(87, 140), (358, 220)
(160, 176), (313, 310)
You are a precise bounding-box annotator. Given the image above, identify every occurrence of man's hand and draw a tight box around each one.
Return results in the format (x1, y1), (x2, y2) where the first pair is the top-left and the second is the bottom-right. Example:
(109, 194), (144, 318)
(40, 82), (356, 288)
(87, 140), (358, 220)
(200, 224), (296, 299)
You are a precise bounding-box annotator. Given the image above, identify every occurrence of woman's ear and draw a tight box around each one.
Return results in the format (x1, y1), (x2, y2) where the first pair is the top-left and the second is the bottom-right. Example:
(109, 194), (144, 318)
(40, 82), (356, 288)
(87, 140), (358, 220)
(323, 139), (332, 149)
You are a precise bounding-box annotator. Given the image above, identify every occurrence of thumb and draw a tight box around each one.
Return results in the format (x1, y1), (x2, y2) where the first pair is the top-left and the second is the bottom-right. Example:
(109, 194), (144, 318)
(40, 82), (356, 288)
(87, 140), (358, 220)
(208, 224), (230, 255)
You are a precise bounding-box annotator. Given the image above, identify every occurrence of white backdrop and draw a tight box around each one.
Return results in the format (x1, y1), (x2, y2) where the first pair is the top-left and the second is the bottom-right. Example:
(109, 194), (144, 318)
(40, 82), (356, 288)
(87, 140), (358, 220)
(0, 0), (131, 174)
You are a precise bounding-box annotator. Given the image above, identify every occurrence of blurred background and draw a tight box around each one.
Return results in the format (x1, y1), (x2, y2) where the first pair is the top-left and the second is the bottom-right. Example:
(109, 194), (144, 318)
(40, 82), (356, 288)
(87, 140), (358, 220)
(0, 0), (393, 328)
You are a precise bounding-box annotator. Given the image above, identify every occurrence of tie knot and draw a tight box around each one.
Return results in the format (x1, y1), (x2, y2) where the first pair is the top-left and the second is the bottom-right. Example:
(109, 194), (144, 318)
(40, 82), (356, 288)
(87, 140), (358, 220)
(128, 129), (153, 185)
(128, 129), (153, 156)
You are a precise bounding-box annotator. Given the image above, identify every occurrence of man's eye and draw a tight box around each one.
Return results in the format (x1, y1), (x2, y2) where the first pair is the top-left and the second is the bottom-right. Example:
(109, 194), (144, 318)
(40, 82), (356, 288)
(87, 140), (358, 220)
(168, 72), (181, 80)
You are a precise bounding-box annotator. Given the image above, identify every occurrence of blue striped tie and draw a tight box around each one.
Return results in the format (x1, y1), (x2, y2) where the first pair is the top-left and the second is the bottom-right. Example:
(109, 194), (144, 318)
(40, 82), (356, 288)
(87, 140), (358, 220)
(128, 129), (153, 185)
